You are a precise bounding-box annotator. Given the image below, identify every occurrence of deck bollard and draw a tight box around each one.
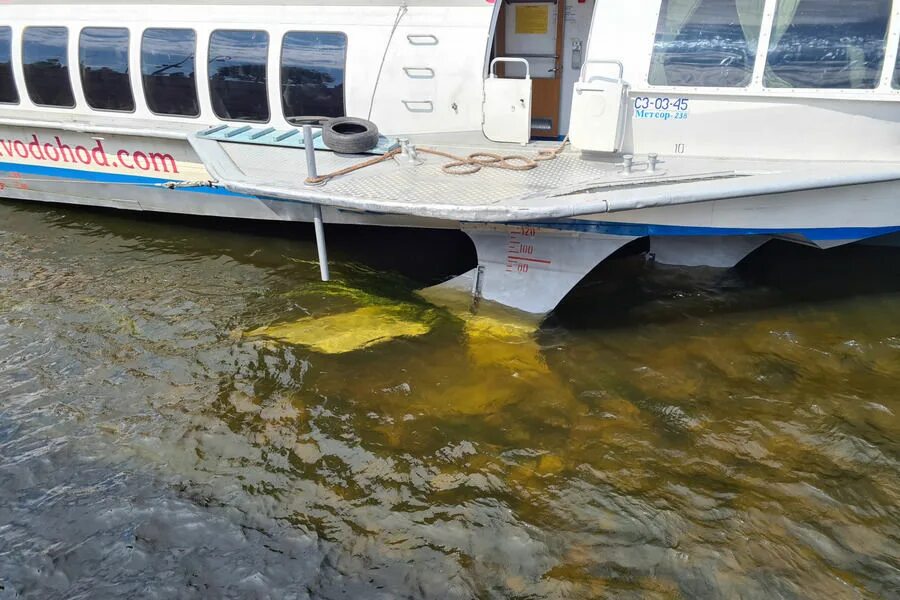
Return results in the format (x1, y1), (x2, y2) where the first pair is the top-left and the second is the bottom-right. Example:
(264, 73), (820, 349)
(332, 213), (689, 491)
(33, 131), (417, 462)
(303, 125), (330, 282)
(398, 138), (419, 164)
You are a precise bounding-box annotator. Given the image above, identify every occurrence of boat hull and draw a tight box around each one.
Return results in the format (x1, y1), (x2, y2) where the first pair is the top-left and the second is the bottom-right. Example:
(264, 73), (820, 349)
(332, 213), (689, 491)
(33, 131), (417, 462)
(0, 125), (454, 230)
(2, 123), (899, 315)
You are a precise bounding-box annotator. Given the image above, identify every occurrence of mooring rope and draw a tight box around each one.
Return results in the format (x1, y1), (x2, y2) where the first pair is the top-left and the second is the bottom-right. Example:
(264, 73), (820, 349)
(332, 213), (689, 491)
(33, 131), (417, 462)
(159, 180), (217, 189)
(304, 148), (402, 186)
(304, 138), (570, 185)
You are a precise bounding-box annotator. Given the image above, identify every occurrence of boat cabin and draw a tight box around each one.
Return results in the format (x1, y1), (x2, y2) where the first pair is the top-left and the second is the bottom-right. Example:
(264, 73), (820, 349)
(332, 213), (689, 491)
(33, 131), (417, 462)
(0, 0), (899, 161)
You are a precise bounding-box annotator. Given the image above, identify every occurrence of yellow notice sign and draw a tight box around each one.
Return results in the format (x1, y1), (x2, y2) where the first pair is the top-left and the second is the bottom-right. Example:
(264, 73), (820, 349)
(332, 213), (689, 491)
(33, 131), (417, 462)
(515, 5), (549, 35)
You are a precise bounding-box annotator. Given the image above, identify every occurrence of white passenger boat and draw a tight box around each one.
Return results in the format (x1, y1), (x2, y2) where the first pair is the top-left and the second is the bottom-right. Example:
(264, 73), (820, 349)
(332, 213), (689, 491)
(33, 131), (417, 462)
(1, 0), (899, 315)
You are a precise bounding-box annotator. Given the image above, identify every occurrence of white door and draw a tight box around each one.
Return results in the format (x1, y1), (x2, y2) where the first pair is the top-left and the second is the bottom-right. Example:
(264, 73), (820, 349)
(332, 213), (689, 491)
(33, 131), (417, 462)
(569, 60), (627, 153)
(483, 58), (532, 145)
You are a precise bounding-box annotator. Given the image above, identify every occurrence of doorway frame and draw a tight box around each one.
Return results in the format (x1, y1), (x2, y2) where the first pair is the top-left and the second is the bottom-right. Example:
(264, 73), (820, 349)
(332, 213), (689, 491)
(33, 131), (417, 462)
(492, 0), (567, 139)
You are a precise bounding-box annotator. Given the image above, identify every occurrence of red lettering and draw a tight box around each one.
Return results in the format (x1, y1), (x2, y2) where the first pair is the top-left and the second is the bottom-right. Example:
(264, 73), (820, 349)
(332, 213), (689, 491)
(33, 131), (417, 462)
(118, 149), (134, 169)
(0, 134), (178, 174)
(28, 135), (45, 160)
(74, 146), (90, 164)
(91, 139), (109, 167)
(55, 137), (74, 163)
(133, 151), (149, 170)
(43, 143), (60, 161)
(148, 152), (178, 174)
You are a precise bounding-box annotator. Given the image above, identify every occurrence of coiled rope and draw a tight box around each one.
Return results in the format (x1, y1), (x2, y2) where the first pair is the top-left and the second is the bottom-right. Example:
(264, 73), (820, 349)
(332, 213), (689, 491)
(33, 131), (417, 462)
(305, 138), (570, 186)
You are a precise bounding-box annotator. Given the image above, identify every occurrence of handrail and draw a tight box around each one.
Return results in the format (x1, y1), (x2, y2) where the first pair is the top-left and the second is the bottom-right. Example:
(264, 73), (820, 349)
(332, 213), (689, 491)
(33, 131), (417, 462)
(579, 59), (625, 83)
(402, 67), (436, 79)
(407, 34), (438, 45)
(490, 57), (531, 80)
(401, 100), (434, 112)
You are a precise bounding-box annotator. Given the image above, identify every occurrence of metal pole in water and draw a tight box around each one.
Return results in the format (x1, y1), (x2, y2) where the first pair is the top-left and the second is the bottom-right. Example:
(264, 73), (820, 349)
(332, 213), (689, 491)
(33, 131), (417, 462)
(303, 125), (330, 282)
(470, 264), (485, 314)
(313, 206), (330, 282)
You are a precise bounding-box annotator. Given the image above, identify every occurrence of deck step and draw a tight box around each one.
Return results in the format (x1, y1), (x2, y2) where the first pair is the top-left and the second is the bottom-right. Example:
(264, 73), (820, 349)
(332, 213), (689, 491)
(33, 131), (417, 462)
(197, 124), (399, 155)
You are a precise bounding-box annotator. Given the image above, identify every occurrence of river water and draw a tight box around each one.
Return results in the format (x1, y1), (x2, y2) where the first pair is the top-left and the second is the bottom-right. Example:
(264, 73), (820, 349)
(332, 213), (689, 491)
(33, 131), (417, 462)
(0, 200), (898, 599)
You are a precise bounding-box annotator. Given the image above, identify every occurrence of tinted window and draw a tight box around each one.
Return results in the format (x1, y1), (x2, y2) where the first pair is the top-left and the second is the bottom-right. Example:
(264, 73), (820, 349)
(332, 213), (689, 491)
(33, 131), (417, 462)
(142, 28), (199, 117)
(80, 27), (134, 111)
(281, 32), (346, 120)
(208, 30), (269, 122)
(649, 0), (760, 87)
(765, 0), (892, 89)
(23, 27), (75, 107)
(0, 27), (17, 104)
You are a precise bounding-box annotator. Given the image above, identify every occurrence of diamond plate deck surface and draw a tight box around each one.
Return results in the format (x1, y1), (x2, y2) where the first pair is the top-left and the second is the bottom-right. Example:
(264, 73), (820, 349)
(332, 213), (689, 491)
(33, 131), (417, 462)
(222, 142), (620, 207)
(202, 135), (900, 222)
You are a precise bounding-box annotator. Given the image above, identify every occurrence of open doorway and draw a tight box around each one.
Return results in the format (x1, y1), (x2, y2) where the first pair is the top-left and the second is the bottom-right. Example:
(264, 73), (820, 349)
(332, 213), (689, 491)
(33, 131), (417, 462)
(491, 0), (596, 140)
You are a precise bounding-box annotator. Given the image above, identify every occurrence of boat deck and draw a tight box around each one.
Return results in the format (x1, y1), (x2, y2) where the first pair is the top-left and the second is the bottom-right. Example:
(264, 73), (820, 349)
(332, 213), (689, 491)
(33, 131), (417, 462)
(189, 131), (900, 223)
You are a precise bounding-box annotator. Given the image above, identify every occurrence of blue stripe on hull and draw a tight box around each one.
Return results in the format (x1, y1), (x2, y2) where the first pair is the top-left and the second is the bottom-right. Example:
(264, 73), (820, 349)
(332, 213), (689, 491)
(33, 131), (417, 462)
(522, 220), (900, 242)
(0, 160), (250, 199)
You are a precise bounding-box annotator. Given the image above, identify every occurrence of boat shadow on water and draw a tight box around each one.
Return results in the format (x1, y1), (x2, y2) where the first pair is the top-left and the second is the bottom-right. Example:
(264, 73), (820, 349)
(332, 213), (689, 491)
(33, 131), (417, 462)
(7, 199), (900, 340)
(551, 239), (900, 331)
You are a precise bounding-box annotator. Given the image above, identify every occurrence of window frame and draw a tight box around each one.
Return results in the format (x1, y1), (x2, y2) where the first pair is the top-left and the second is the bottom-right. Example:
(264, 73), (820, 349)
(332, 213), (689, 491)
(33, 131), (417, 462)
(761, 0), (894, 92)
(644, 0), (900, 99)
(892, 19), (900, 90)
(0, 25), (19, 105)
(647, 0), (761, 90)
(140, 27), (201, 119)
(207, 28), (271, 124)
(78, 26), (136, 114)
(279, 30), (348, 122)
(22, 25), (76, 109)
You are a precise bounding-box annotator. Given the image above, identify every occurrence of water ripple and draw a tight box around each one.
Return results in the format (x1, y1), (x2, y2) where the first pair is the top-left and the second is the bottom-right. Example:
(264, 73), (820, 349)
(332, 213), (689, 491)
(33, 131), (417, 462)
(1, 202), (899, 598)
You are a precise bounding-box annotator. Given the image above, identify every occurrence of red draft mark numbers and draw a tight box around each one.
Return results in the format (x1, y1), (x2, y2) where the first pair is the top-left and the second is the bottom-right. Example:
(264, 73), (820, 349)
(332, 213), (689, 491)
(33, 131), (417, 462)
(505, 226), (552, 273)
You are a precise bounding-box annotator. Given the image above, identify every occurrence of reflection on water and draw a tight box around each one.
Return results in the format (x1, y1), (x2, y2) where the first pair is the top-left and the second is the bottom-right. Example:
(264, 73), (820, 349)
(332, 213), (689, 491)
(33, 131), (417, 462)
(1, 201), (899, 599)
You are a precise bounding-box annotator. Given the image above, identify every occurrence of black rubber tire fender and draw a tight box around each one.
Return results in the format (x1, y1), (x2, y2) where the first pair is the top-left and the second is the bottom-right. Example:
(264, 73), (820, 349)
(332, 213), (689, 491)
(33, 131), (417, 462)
(321, 117), (380, 154)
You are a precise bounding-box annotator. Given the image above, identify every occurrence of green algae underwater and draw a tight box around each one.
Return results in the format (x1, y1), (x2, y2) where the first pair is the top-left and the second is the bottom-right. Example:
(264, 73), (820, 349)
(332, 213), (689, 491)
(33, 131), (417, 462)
(0, 200), (898, 599)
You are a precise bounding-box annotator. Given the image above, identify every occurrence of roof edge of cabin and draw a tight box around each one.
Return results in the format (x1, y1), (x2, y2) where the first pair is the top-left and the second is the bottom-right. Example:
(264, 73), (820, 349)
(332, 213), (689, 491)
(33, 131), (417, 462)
(0, 0), (489, 6)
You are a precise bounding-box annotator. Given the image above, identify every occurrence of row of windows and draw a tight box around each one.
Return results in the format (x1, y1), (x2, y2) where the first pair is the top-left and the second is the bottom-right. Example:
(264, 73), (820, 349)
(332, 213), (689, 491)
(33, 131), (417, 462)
(0, 26), (347, 123)
(652, 0), (900, 90)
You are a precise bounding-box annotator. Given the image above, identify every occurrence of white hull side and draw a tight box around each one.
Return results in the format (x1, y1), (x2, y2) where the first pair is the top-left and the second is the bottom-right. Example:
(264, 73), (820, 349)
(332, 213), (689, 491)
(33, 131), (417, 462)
(649, 235), (771, 268)
(3, 123), (898, 315)
(0, 125), (454, 230)
(554, 180), (900, 249)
